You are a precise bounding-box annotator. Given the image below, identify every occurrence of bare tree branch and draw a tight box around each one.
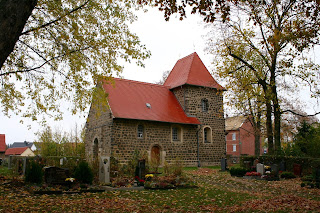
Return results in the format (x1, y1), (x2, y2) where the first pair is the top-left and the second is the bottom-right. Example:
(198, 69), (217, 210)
(282, 109), (320, 117)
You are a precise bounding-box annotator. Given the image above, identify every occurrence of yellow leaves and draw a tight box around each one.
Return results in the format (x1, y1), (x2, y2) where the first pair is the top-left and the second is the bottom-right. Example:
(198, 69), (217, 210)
(1, 0), (150, 122)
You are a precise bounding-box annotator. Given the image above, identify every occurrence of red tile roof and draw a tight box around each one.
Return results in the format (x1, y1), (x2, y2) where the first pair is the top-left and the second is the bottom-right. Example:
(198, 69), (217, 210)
(5, 147), (28, 156)
(0, 134), (6, 152)
(164, 52), (225, 90)
(102, 78), (200, 125)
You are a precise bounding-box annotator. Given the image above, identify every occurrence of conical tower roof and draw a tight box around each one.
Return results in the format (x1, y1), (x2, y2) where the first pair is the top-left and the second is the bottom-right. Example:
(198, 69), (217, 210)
(164, 52), (225, 90)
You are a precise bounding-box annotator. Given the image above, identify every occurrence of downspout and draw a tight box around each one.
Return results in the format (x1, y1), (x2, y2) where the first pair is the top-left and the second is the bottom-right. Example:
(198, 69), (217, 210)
(239, 129), (241, 156)
(197, 124), (202, 167)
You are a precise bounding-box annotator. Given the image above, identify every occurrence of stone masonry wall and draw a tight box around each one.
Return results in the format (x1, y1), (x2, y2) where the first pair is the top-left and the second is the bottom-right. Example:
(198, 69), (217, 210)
(85, 104), (113, 160)
(111, 119), (199, 166)
(172, 85), (226, 166)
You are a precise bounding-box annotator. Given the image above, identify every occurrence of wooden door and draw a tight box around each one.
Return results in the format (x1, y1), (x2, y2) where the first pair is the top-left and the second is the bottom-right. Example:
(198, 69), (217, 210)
(151, 145), (160, 165)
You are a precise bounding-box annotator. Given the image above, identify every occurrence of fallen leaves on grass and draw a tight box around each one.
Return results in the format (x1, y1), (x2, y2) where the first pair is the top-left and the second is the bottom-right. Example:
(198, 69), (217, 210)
(187, 168), (217, 175)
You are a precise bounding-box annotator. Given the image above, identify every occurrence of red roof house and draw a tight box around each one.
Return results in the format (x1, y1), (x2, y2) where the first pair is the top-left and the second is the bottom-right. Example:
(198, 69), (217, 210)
(0, 134), (6, 159)
(5, 147), (35, 157)
(85, 52), (226, 170)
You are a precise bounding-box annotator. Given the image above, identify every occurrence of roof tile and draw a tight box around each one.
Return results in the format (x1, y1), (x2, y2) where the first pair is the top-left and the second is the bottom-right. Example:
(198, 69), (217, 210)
(5, 147), (28, 155)
(164, 52), (225, 90)
(102, 78), (200, 125)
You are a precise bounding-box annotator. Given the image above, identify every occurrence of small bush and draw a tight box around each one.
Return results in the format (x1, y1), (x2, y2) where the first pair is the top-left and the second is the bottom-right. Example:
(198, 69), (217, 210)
(74, 161), (93, 184)
(230, 167), (247, 177)
(301, 182), (305, 187)
(301, 175), (314, 182)
(25, 161), (43, 184)
(280, 171), (296, 179)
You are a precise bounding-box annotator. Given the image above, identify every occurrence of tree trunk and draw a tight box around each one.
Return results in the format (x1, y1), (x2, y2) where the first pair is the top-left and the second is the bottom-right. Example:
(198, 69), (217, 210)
(260, 81), (274, 155)
(271, 77), (281, 155)
(254, 109), (261, 156)
(0, 0), (37, 69)
(265, 98), (274, 155)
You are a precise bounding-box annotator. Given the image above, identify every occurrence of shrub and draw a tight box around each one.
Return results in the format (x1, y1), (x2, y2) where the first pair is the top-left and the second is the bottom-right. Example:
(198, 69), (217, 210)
(280, 171), (296, 179)
(74, 161), (93, 184)
(301, 182), (305, 187)
(25, 161), (43, 184)
(230, 167), (247, 177)
(301, 175), (314, 182)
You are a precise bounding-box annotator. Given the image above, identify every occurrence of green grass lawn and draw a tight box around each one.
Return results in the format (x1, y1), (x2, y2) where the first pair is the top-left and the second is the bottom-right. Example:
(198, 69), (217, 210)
(0, 166), (15, 177)
(0, 167), (319, 212)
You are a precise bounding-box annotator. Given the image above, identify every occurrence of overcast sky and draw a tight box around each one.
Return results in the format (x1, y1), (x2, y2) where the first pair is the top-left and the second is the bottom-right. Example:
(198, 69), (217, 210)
(0, 7), (319, 145)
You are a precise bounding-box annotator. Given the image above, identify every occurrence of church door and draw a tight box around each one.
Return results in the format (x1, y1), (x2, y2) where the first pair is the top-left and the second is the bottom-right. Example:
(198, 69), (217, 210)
(151, 145), (160, 165)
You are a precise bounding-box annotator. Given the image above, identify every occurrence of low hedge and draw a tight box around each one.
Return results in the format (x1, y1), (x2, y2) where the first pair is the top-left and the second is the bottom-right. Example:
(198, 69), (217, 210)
(240, 155), (320, 176)
(230, 167), (248, 177)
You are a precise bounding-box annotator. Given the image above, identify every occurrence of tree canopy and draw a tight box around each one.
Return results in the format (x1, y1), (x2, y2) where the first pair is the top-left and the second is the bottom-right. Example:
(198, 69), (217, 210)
(0, 0), (150, 121)
(205, 0), (320, 154)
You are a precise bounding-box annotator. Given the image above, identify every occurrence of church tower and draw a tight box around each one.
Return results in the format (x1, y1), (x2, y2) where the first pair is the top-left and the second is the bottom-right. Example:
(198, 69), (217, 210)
(164, 52), (226, 165)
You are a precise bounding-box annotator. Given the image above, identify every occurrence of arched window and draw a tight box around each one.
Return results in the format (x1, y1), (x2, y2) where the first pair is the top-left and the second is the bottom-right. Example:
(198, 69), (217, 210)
(93, 138), (99, 157)
(203, 127), (212, 143)
(137, 124), (144, 139)
(171, 125), (183, 142)
(201, 99), (209, 112)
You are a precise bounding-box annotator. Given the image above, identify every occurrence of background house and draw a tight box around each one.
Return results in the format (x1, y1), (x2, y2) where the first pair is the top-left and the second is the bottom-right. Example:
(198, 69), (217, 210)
(5, 147), (35, 158)
(0, 134), (6, 160)
(225, 116), (263, 163)
(8, 141), (36, 151)
(85, 52), (226, 167)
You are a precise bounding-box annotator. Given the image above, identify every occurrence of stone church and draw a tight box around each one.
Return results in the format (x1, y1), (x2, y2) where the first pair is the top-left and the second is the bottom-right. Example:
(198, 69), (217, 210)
(85, 52), (226, 167)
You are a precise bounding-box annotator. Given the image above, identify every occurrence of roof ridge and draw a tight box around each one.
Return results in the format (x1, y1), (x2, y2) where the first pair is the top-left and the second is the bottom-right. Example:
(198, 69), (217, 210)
(113, 77), (169, 88)
(186, 52), (196, 83)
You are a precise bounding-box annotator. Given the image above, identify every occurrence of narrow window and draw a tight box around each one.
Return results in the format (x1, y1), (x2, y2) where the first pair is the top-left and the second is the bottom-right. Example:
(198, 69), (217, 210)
(201, 99), (208, 112)
(232, 133), (236, 140)
(203, 126), (212, 143)
(233, 144), (237, 152)
(137, 125), (144, 139)
(172, 127), (178, 141)
(204, 130), (208, 142)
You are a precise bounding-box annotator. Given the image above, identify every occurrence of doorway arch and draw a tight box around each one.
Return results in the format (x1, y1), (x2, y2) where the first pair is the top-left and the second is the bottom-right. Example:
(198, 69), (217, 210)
(93, 138), (99, 159)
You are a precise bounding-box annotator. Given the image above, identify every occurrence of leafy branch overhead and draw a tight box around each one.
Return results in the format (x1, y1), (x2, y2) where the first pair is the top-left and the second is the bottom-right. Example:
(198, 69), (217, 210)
(0, 0), (150, 121)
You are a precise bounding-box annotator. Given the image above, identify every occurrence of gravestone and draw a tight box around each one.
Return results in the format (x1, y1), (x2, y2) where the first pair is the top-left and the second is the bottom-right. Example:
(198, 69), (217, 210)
(293, 164), (302, 176)
(99, 156), (110, 184)
(44, 166), (70, 185)
(256, 163), (265, 175)
(138, 159), (146, 179)
(279, 161), (286, 172)
(220, 158), (227, 171)
(271, 164), (279, 176)
(243, 161), (251, 170)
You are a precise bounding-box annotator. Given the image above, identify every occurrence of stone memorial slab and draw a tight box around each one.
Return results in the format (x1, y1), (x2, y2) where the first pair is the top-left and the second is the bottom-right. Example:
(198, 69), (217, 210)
(271, 164), (279, 176)
(99, 156), (110, 184)
(221, 158), (227, 171)
(279, 161), (286, 172)
(44, 166), (70, 185)
(138, 159), (146, 179)
(256, 163), (265, 175)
